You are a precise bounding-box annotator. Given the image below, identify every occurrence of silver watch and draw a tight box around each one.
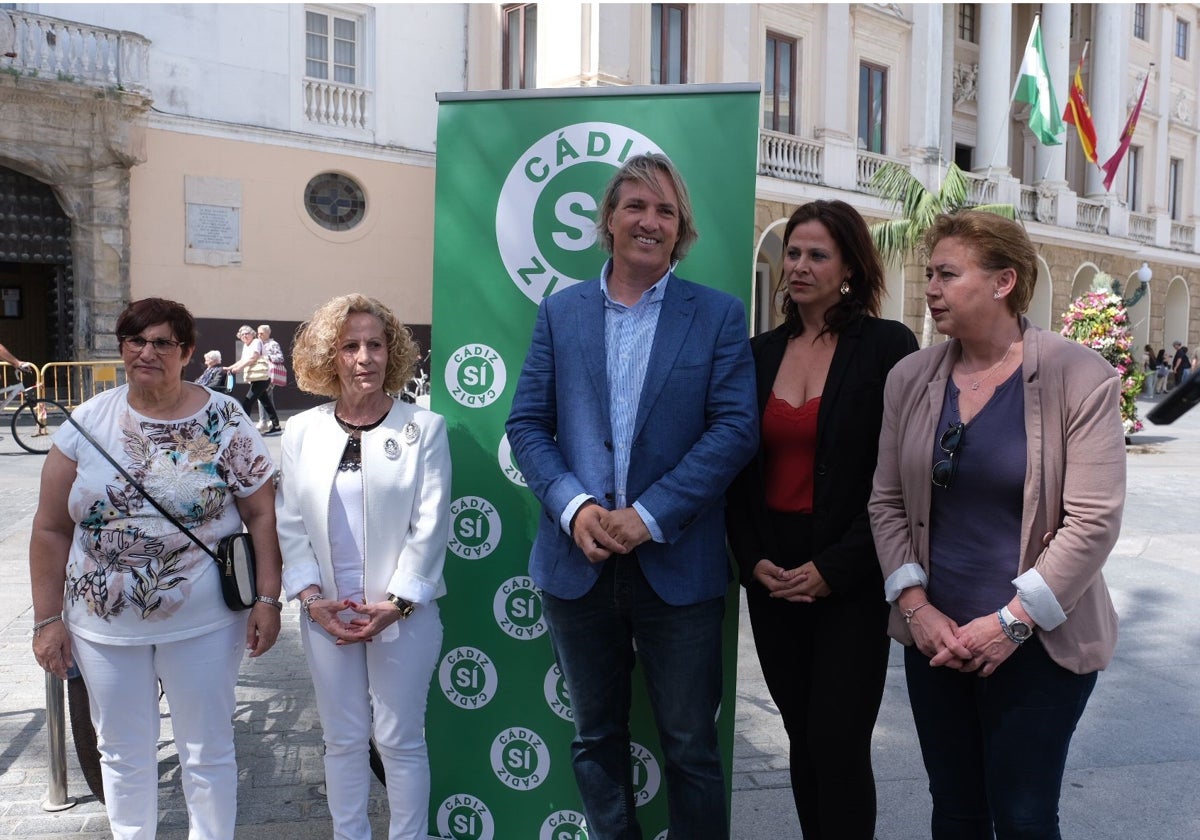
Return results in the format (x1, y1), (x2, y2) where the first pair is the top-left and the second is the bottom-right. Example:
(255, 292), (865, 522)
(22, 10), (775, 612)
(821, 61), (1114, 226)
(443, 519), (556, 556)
(998, 606), (1033, 644)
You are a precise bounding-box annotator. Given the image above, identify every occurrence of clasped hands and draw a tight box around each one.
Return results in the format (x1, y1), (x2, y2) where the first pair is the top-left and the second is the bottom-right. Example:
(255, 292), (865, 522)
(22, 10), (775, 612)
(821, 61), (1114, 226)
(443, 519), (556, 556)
(752, 558), (831, 603)
(304, 593), (404, 645)
(907, 602), (1019, 677)
(571, 502), (651, 563)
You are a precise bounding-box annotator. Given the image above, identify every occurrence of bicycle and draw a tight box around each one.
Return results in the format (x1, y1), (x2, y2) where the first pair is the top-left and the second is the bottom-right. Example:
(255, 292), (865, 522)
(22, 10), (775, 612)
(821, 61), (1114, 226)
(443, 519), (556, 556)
(0, 365), (69, 454)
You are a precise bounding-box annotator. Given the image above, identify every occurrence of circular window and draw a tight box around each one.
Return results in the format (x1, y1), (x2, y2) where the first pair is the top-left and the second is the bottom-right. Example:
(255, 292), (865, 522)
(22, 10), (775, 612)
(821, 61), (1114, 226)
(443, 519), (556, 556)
(304, 173), (366, 231)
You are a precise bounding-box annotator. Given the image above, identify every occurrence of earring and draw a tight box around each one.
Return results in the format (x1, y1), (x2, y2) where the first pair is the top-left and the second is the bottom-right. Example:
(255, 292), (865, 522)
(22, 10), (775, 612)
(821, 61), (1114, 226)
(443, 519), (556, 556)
(993, 291), (1002, 300)
(839, 280), (852, 296)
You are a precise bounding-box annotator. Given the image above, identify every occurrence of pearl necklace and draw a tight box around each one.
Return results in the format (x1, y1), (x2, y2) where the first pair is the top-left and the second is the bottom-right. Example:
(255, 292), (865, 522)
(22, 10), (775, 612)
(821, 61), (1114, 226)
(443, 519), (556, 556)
(963, 342), (1014, 391)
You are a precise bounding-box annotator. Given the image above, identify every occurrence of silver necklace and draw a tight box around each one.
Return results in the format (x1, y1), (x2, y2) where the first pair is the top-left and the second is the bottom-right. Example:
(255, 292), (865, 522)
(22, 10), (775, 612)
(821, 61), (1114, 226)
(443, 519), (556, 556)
(963, 342), (1014, 391)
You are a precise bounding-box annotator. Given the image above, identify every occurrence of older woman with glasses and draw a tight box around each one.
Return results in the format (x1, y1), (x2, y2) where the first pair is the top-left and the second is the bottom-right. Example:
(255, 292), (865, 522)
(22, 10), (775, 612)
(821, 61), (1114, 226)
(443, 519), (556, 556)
(869, 212), (1125, 839)
(29, 297), (283, 838)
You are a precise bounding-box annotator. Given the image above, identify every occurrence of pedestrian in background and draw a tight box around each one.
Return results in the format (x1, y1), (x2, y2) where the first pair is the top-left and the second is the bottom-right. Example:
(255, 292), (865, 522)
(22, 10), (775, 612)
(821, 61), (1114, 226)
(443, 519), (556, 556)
(870, 212), (1124, 839)
(257, 324), (286, 430)
(194, 349), (225, 390)
(726, 200), (917, 839)
(225, 324), (280, 434)
(1172, 340), (1191, 388)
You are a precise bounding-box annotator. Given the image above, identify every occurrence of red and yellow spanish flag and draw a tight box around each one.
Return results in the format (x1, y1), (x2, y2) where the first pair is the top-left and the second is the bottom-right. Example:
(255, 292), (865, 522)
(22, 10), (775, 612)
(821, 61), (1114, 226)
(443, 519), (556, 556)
(1063, 42), (1098, 165)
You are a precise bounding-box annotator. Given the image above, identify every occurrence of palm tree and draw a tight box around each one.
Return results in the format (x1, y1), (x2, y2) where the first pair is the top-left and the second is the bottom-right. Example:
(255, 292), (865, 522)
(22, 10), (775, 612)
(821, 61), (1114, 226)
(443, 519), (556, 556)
(869, 161), (1015, 346)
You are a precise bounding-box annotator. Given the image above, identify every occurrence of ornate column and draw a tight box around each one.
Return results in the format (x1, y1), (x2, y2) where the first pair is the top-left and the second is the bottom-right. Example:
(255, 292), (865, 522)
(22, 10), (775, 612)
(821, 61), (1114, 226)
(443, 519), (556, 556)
(1088, 4), (1129, 198)
(976, 3), (1013, 174)
(1036, 4), (1070, 184)
(907, 4), (943, 164)
(817, 3), (857, 190)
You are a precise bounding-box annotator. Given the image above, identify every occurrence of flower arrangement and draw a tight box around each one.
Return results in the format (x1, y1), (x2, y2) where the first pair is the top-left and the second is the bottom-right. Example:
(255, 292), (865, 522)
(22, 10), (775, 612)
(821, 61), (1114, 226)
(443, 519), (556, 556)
(1060, 280), (1145, 435)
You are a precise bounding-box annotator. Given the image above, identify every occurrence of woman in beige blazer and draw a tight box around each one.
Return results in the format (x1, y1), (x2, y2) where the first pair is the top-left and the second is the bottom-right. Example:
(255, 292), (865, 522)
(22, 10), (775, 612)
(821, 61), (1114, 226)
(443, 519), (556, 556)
(869, 212), (1124, 839)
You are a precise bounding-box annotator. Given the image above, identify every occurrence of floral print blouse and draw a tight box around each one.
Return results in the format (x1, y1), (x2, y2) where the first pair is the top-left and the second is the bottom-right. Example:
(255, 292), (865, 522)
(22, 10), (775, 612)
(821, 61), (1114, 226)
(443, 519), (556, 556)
(55, 386), (274, 645)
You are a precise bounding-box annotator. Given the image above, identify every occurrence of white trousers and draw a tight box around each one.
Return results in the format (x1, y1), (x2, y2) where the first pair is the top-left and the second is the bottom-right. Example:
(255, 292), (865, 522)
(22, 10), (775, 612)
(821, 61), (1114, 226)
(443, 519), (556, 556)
(71, 618), (247, 840)
(300, 602), (442, 840)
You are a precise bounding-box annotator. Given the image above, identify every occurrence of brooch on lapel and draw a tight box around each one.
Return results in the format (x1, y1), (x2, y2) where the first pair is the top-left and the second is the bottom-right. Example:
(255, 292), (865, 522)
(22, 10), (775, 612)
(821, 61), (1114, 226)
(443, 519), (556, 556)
(384, 438), (401, 459)
(402, 422), (420, 444)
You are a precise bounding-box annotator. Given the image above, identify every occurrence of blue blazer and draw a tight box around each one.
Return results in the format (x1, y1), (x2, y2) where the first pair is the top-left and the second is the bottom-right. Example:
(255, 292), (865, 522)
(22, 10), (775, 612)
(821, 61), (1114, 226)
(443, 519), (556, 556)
(506, 273), (759, 606)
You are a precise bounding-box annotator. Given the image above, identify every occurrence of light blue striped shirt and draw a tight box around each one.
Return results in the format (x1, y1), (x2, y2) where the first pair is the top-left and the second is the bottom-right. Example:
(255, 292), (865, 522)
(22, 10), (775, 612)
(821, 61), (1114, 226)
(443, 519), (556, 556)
(559, 261), (669, 542)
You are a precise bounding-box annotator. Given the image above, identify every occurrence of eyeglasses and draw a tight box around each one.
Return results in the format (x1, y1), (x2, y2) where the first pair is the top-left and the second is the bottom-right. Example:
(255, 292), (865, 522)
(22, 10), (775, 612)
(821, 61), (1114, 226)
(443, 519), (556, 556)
(121, 335), (184, 355)
(931, 422), (965, 489)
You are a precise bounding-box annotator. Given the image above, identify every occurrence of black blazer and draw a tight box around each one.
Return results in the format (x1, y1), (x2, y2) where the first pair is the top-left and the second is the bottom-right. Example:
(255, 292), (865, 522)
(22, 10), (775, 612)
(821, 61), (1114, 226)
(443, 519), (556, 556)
(726, 316), (917, 595)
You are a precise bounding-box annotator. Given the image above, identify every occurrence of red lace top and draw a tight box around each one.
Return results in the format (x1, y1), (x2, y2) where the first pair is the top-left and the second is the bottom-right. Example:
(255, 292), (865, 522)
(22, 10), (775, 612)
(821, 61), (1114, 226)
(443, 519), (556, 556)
(762, 392), (820, 513)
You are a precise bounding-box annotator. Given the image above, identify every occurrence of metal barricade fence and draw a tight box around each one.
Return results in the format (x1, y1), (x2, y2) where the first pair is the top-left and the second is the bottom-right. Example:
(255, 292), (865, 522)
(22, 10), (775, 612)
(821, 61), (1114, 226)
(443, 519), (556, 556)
(38, 361), (126, 408)
(2, 360), (125, 411)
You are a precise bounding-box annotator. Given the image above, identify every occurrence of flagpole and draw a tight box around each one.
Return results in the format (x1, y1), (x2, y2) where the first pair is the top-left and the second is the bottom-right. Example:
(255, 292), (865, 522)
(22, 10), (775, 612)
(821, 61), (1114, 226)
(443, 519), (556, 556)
(986, 13), (1040, 178)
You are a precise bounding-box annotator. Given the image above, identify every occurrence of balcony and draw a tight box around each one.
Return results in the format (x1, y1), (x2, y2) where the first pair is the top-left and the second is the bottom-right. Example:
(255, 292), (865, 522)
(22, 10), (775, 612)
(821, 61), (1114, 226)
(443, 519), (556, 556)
(303, 78), (370, 130)
(1170, 221), (1195, 252)
(758, 130), (822, 185)
(1128, 213), (1156, 245)
(855, 151), (891, 194)
(1075, 198), (1109, 234)
(2, 10), (149, 92)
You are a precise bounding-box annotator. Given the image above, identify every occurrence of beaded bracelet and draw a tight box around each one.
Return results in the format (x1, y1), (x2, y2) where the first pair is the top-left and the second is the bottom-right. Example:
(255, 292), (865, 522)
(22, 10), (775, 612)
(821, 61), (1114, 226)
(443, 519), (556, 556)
(32, 614), (63, 635)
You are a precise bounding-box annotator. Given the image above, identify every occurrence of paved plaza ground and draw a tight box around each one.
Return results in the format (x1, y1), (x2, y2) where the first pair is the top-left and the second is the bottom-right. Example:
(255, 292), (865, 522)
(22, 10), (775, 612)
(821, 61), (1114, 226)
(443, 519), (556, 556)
(1, 393), (1197, 838)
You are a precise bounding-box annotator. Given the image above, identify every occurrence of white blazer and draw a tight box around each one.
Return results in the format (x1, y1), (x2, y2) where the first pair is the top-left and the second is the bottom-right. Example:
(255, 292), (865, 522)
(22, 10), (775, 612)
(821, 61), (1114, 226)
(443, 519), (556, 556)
(276, 399), (451, 607)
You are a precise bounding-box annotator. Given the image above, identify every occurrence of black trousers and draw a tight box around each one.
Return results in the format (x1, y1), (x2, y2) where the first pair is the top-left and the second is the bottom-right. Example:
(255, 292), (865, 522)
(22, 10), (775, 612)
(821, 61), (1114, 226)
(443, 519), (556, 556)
(746, 511), (891, 840)
(241, 380), (278, 425)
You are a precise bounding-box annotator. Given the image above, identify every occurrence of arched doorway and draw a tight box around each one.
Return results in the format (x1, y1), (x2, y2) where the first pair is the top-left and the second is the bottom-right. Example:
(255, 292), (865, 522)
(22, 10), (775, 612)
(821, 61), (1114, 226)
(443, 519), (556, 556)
(0, 167), (74, 362)
(1027, 256), (1053, 330)
(1164, 276), (1191, 347)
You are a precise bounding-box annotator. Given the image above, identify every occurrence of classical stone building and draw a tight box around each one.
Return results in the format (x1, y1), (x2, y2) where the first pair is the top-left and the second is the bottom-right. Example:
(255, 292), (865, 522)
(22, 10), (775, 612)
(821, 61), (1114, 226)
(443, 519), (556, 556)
(2, 3), (1196, 379)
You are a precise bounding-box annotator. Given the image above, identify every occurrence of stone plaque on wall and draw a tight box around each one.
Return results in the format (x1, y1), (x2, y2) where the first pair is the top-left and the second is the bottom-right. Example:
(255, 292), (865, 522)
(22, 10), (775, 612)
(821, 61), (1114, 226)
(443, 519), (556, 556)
(185, 176), (242, 266)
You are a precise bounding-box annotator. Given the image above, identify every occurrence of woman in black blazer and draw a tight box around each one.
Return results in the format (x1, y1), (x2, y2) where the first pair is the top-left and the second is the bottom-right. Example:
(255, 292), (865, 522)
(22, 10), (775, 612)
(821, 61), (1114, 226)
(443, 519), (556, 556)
(727, 200), (917, 838)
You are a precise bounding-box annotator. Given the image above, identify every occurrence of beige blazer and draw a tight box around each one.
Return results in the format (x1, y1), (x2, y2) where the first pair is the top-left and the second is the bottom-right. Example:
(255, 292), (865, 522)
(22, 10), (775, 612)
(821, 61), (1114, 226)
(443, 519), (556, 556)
(869, 318), (1124, 674)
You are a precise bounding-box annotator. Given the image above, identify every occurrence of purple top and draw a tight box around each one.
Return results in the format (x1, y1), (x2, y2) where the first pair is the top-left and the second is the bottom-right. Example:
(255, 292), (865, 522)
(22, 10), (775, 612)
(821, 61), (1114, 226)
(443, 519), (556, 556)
(927, 367), (1027, 625)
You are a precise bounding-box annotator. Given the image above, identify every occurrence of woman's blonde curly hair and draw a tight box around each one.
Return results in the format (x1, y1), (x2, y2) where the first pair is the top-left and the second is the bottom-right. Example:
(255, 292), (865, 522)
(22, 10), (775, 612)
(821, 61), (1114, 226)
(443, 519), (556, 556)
(292, 294), (419, 399)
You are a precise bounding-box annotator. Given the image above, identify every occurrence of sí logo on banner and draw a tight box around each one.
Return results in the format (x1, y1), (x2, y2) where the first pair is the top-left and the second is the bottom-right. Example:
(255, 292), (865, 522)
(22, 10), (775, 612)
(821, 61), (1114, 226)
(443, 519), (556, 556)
(491, 726), (551, 790)
(494, 575), (548, 640)
(445, 343), (507, 409)
(448, 495), (502, 559)
(439, 646), (499, 710)
(436, 792), (496, 840)
(497, 122), (662, 303)
(543, 662), (572, 722)
(630, 741), (662, 806)
(539, 809), (589, 840)
(497, 433), (526, 486)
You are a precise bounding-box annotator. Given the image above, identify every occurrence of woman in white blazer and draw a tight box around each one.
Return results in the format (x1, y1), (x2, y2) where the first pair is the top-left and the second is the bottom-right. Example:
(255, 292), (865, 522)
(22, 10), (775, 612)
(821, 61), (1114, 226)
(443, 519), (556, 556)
(276, 294), (451, 840)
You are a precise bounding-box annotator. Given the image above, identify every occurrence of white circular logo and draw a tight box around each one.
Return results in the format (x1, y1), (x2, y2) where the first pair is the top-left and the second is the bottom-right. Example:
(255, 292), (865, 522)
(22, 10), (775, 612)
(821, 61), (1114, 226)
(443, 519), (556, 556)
(490, 726), (551, 791)
(438, 646), (498, 711)
(630, 741), (662, 807)
(493, 575), (547, 640)
(496, 122), (662, 304)
(444, 343), (507, 408)
(489, 573), (547, 638)
(543, 663), (572, 722)
(652, 832), (668, 840)
(497, 433), (526, 487)
(448, 495), (502, 559)
(435, 792), (495, 840)
(539, 809), (589, 840)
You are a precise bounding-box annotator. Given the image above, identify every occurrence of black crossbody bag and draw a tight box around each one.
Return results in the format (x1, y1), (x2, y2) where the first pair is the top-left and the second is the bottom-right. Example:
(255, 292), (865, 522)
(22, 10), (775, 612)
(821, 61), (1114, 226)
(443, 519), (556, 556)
(46, 399), (258, 610)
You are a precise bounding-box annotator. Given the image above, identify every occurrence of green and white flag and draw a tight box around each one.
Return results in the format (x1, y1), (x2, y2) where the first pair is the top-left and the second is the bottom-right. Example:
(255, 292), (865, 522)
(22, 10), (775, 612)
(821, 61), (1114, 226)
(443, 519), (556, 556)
(1013, 17), (1064, 146)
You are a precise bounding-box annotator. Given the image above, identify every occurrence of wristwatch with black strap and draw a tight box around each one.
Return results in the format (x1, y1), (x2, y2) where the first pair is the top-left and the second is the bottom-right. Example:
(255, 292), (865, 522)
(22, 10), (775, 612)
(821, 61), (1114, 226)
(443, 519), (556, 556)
(386, 593), (416, 619)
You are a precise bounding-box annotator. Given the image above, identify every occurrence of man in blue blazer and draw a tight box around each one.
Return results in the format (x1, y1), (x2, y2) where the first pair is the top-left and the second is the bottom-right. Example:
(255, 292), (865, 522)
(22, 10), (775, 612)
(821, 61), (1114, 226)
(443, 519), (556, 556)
(506, 153), (758, 840)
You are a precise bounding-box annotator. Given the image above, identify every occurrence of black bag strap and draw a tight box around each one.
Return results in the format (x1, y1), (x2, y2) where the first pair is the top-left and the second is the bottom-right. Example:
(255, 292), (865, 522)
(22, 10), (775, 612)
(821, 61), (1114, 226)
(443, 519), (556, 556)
(41, 398), (223, 565)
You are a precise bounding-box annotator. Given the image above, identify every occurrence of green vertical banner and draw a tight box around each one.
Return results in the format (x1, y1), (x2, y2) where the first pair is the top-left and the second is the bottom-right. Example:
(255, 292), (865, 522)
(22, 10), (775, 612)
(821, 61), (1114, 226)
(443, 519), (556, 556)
(428, 84), (760, 840)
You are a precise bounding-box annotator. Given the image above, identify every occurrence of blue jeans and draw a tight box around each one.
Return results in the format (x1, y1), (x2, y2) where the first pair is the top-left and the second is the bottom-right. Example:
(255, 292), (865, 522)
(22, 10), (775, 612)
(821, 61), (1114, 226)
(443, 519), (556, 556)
(904, 637), (1097, 840)
(541, 555), (728, 840)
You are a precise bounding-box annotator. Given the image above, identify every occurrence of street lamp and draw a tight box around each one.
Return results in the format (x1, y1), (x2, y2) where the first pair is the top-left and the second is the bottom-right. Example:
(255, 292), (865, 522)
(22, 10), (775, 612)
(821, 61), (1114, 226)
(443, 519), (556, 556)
(1113, 262), (1152, 308)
